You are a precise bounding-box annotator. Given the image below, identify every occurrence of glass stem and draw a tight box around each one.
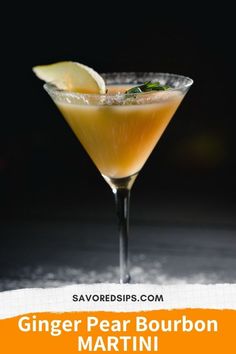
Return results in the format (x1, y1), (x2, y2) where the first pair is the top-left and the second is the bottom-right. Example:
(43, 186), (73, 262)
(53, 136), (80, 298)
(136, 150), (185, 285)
(113, 187), (131, 284)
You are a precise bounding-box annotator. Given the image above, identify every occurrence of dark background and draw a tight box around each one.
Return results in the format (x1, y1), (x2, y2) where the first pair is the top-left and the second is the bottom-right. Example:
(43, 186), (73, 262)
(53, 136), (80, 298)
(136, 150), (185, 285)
(0, 3), (235, 288)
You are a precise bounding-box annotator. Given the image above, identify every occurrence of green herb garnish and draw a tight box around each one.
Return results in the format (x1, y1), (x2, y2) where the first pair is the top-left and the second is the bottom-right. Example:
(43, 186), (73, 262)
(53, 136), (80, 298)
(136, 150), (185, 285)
(125, 81), (170, 94)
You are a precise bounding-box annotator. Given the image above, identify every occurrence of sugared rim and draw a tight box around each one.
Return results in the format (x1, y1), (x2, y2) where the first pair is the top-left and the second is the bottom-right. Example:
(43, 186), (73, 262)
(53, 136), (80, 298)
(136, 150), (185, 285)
(44, 72), (193, 99)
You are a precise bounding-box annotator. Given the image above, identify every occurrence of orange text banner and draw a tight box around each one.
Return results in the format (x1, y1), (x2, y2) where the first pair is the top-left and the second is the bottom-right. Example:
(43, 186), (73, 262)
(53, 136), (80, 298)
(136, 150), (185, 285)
(0, 309), (235, 353)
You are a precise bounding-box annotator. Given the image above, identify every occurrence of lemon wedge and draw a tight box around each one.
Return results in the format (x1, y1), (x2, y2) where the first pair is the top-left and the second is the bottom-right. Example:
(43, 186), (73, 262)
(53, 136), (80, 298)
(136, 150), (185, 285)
(33, 61), (106, 94)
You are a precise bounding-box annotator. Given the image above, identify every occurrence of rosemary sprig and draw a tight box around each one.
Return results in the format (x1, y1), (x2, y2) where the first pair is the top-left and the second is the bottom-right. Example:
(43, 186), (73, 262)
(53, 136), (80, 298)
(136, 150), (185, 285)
(125, 81), (170, 94)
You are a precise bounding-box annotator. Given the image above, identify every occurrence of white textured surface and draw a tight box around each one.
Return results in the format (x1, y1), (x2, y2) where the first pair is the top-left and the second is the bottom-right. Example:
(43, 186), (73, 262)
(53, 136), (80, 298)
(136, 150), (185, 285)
(0, 284), (236, 319)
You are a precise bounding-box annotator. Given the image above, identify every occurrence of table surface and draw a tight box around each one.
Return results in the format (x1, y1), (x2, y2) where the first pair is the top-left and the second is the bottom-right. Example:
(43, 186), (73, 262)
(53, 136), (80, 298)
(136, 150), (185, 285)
(1, 210), (236, 291)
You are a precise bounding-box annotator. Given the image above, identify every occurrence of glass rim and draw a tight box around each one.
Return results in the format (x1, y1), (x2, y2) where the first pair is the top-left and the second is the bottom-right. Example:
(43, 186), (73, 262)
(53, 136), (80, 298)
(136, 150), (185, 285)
(44, 72), (193, 99)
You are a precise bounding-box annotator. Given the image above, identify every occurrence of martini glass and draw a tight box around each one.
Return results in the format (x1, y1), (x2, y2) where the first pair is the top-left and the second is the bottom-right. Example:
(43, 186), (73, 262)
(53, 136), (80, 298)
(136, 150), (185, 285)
(44, 72), (193, 284)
